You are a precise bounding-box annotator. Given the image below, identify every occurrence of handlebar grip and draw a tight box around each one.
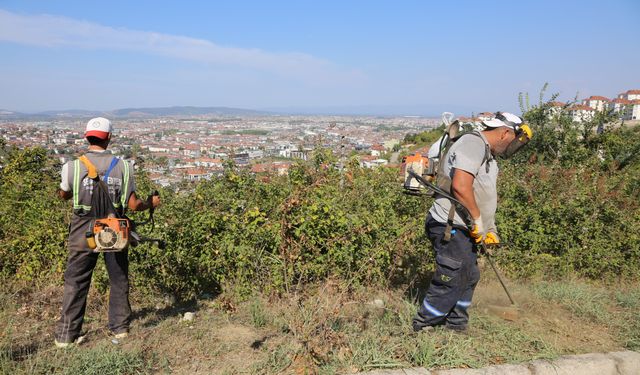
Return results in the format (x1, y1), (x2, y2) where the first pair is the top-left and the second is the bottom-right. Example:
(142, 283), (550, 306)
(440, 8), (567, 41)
(147, 190), (160, 202)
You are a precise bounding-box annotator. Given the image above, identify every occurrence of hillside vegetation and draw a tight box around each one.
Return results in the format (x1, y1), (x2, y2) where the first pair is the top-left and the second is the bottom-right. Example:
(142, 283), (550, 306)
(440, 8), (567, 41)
(2, 99), (639, 298)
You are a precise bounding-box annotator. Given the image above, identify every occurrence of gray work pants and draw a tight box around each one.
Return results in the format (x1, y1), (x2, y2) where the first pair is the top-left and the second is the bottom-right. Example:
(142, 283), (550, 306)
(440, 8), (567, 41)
(55, 248), (131, 343)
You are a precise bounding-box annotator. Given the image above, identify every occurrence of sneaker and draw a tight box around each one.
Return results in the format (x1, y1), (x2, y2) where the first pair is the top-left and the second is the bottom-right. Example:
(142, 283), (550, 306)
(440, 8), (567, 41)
(113, 332), (128, 339)
(54, 334), (85, 348)
(54, 339), (72, 348)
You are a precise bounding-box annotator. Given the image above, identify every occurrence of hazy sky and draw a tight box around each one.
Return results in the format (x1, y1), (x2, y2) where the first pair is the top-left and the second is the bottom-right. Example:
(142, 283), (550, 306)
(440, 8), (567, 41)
(1, 1), (638, 115)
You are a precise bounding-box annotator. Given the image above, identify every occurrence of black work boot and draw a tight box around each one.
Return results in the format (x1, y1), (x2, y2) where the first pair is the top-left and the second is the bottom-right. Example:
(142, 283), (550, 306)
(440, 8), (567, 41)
(445, 323), (468, 334)
(412, 314), (436, 333)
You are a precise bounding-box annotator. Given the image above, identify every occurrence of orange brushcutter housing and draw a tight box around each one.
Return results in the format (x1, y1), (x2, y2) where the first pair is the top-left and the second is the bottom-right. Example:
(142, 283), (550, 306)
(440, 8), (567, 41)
(91, 217), (131, 252)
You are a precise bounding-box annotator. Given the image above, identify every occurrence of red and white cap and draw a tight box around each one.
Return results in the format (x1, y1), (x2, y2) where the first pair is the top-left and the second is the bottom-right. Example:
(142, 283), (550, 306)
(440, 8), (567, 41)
(85, 117), (112, 139)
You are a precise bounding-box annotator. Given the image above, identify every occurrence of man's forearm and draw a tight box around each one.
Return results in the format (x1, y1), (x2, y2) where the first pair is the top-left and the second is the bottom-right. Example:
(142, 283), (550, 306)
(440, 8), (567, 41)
(453, 188), (480, 219)
(128, 192), (160, 212)
(130, 198), (151, 212)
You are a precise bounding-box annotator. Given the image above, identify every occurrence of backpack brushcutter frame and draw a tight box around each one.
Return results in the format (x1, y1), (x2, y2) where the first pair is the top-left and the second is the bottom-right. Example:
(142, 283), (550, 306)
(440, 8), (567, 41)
(128, 190), (166, 250)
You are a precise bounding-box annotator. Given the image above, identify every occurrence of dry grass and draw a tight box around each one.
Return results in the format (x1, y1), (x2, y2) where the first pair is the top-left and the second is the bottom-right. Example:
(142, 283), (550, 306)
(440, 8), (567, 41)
(1, 273), (637, 374)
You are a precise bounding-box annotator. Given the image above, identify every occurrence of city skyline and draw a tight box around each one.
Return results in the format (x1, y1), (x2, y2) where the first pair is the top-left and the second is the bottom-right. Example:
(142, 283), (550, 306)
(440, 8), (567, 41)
(1, 1), (639, 115)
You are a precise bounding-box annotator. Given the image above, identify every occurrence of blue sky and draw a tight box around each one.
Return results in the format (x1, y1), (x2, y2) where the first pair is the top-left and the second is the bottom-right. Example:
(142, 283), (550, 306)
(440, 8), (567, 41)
(0, 1), (638, 115)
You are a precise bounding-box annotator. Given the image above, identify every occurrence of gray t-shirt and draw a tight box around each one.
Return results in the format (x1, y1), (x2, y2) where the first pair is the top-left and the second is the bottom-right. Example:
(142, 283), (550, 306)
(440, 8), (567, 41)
(429, 132), (498, 232)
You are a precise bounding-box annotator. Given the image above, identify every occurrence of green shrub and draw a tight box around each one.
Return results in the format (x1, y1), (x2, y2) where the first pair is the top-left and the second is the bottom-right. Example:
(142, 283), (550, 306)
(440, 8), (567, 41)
(128, 158), (428, 298)
(0, 147), (67, 280)
(496, 147), (640, 279)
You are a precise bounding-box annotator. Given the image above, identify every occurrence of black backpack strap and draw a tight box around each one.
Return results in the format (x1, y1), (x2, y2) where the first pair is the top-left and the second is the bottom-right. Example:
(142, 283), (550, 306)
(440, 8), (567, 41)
(78, 155), (120, 219)
(443, 204), (457, 242)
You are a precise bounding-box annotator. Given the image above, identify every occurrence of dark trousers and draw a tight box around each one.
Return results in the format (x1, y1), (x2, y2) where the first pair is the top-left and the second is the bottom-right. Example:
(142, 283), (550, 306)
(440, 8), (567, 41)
(412, 215), (480, 331)
(55, 249), (131, 343)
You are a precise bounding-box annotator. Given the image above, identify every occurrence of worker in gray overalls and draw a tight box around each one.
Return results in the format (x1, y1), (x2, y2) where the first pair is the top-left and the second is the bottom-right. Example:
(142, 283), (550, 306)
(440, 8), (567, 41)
(55, 117), (160, 347)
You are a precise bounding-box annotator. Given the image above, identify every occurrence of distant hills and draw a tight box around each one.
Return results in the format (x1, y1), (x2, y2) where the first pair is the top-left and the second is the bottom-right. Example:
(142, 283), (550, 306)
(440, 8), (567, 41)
(0, 105), (452, 118)
(110, 106), (271, 117)
(0, 106), (272, 119)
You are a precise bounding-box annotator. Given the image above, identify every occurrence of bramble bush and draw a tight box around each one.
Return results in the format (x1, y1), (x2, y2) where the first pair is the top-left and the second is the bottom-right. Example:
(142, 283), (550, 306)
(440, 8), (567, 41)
(496, 157), (640, 279)
(129, 154), (430, 298)
(0, 97), (639, 297)
(0, 146), (68, 280)
(494, 87), (640, 278)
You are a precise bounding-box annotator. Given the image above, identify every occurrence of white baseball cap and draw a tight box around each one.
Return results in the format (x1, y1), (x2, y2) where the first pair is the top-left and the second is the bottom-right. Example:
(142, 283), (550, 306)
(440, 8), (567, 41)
(482, 112), (523, 129)
(85, 117), (112, 139)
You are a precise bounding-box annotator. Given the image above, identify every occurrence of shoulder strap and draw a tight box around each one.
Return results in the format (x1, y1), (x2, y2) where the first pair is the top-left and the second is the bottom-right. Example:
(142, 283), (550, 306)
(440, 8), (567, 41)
(436, 120), (461, 159)
(78, 155), (98, 180)
(120, 159), (131, 208)
(103, 157), (120, 181)
(458, 132), (492, 173)
(77, 154), (123, 217)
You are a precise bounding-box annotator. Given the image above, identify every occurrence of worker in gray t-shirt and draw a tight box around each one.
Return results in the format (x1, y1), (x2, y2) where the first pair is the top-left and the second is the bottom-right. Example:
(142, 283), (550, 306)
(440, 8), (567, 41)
(54, 117), (161, 348)
(413, 112), (532, 332)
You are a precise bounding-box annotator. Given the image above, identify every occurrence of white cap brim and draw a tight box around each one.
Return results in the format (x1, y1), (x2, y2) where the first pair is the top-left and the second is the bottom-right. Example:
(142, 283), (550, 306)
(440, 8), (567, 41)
(482, 118), (510, 128)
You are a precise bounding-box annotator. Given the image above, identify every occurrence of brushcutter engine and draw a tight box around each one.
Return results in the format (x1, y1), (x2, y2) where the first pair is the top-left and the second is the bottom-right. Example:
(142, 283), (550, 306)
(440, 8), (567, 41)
(85, 190), (165, 252)
(88, 217), (131, 252)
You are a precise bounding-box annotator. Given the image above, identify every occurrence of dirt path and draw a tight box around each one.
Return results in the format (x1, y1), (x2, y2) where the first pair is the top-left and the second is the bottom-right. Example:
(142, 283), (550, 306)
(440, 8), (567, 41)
(473, 279), (621, 354)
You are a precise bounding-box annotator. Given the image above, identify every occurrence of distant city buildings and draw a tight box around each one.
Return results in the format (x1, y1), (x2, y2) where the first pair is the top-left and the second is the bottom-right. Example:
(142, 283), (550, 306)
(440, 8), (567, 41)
(534, 89), (640, 123)
(573, 89), (640, 121)
(567, 104), (596, 122)
(0, 115), (439, 187)
(581, 96), (610, 112)
(470, 89), (640, 124)
(5, 89), (636, 188)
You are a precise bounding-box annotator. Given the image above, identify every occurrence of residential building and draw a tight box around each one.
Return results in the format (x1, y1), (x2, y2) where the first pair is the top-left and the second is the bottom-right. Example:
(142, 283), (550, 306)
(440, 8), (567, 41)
(567, 104), (595, 122)
(185, 168), (211, 182)
(609, 98), (632, 120)
(233, 152), (250, 165)
(548, 101), (566, 117)
(52, 137), (70, 145)
(370, 144), (385, 157)
(290, 149), (310, 160)
(632, 100), (640, 120)
(581, 96), (610, 111)
(617, 89), (640, 101)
